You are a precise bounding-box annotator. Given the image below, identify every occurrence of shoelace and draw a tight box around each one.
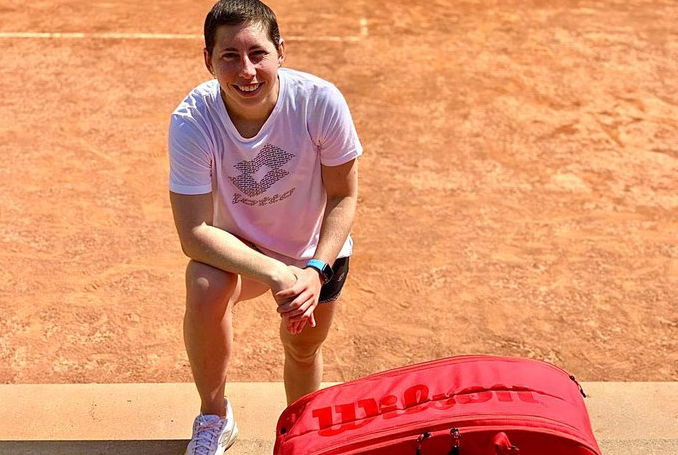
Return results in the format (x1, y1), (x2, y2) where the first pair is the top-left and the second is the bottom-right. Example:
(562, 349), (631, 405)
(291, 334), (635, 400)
(192, 417), (225, 455)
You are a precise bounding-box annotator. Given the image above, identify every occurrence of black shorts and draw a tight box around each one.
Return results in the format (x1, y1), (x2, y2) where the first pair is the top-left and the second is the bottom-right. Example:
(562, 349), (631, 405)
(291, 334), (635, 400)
(319, 257), (350, 303)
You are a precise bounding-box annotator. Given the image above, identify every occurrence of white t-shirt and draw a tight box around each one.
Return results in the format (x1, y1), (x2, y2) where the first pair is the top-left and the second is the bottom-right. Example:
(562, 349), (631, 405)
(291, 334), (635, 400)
(168, 68), (362, 266)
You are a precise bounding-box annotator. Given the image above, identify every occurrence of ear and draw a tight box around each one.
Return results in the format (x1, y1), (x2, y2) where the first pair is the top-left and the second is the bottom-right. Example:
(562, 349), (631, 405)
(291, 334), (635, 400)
(277, 39), (286, 66)
(204, 48), (215, 76)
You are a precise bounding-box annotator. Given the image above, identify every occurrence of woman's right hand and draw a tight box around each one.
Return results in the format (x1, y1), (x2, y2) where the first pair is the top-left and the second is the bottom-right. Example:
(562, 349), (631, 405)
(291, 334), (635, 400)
(268, 265), (306, 334)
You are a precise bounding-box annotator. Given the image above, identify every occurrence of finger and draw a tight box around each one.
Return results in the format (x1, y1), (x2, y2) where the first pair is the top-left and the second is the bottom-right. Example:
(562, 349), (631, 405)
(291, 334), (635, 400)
(277, 294), (313, 315)
(288, 302), (317, 323)
(288, 323), (299, 335)
(276, 290), (309, 309)
(277, 300), (300, 314)
(285, 318), (297, 334)
(289, 290), (314, 307)
(287, 318), (304, 335)
(296, 314), (316, 328)
(306, 311), (316, 328)
(275, 286), (302, 299)
(283, 303), (314, 321)
(295, 319), (307, 334)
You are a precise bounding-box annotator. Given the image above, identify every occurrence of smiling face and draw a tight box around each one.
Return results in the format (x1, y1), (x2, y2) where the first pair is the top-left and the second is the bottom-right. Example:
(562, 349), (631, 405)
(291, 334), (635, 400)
(204, 21), (285, 122)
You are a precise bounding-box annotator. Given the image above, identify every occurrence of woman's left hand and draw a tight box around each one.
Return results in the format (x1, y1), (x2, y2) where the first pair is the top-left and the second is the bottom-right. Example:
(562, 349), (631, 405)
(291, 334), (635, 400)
(275, 265), (323, 334)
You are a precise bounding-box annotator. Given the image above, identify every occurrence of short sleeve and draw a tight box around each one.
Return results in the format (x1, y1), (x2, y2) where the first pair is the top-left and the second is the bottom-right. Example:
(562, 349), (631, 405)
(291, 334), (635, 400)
(168, 115), (213, 195)
(312, 85), (363, 166)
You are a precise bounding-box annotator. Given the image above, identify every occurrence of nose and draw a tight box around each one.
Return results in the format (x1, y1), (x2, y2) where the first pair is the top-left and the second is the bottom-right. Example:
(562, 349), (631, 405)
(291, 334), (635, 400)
(239, 55), (256, 78)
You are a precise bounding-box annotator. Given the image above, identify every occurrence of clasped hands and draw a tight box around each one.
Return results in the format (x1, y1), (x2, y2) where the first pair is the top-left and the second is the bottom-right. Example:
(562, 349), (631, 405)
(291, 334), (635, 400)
(274, 265), (323, 335)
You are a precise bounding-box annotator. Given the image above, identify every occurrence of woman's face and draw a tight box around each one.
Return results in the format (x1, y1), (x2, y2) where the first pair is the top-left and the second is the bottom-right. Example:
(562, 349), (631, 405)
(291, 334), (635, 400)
(204, 22), (285, 120)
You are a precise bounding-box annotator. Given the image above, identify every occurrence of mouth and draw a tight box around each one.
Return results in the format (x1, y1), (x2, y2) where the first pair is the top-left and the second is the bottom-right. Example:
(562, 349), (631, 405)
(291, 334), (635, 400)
(233, 82), (263, 95)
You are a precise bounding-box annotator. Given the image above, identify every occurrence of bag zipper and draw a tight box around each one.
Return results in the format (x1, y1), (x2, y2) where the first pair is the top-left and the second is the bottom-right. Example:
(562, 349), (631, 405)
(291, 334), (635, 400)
(449, 427), (461, 454)
(306, 413), (599, 455)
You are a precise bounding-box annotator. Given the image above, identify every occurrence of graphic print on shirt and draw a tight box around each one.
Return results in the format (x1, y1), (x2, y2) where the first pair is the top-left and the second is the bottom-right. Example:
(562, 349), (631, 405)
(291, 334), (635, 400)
(229, 143), (297, 206)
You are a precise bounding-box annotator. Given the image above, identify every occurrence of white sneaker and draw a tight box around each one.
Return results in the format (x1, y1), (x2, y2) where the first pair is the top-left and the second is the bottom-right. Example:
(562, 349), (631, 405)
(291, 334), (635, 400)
(184, 398), (239, 455)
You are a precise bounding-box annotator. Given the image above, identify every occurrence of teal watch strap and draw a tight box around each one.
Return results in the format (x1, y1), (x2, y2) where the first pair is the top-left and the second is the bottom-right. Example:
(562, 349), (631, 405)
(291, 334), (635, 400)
(305, 259), (334, 283)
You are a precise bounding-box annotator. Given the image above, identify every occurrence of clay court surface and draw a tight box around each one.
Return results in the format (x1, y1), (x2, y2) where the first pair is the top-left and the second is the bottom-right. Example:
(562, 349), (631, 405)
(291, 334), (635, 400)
(0, 0), (676, 386)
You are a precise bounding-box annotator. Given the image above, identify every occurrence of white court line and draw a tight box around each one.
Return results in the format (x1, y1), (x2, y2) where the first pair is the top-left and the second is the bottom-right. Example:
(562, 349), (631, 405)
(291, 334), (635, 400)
(0, 31), (203, 40)
(0, 20), (368, 42)
(0, 31), (360, 41)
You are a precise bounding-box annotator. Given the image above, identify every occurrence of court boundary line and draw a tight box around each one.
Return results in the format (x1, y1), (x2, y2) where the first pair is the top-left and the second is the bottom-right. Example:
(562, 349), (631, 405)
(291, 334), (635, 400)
(0, 19), (368, 42)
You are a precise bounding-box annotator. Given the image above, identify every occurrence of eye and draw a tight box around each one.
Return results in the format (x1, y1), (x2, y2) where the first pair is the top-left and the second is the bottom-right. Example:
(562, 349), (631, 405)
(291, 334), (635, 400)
(249, 50), (267, 62)
(222, 52), (238, 60)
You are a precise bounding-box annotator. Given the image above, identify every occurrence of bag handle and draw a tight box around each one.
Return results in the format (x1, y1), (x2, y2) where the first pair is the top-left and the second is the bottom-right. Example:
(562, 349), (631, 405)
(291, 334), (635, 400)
(493, 432), (520, 454)
(415, 432), (431, 455)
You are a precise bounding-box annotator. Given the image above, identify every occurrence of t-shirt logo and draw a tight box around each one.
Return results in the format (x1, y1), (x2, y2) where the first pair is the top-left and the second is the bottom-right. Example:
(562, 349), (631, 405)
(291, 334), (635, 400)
(229, 144), (296, 206)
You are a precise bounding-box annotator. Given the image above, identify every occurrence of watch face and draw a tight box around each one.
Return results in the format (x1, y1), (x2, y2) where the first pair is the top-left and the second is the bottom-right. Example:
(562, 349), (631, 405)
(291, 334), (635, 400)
(307, 259), (333, 283)
(321, 264), (334, 282)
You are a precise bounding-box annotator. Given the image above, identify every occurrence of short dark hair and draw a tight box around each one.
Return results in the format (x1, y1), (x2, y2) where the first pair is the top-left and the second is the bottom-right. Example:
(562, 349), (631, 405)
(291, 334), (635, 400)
(204, 0), (281, 56)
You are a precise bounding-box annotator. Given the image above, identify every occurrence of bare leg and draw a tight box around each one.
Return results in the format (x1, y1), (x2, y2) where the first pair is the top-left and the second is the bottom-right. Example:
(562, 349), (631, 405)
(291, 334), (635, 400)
(183, 260), (268, 416)
(280, 301), (337, 405)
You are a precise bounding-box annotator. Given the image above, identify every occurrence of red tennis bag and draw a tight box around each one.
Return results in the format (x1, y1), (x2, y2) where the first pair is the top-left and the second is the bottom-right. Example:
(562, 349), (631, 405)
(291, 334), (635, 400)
(274, 355), (602, 455)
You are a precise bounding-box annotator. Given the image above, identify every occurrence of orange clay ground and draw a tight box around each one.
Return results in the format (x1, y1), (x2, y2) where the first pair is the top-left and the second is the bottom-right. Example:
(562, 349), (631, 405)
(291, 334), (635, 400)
(0, 0), (676, 385)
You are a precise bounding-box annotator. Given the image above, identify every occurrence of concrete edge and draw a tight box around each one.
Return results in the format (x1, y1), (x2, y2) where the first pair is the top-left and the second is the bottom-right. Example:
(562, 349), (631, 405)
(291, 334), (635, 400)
(0, 382), (676, 454)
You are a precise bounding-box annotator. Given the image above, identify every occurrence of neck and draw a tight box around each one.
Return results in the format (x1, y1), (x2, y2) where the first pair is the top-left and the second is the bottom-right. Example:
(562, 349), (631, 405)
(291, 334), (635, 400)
(223, 97), (273, 124)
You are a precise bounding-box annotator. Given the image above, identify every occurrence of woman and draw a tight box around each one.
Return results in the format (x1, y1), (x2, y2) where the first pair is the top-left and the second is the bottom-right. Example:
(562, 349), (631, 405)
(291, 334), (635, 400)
(168, 0), (362, 453)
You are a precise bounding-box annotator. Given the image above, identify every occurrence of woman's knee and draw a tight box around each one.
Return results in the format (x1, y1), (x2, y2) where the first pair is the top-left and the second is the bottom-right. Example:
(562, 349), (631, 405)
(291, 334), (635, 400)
(281, 303), (336, 364)
(282, 333), (326, 365)
(185, 260), (238, 316)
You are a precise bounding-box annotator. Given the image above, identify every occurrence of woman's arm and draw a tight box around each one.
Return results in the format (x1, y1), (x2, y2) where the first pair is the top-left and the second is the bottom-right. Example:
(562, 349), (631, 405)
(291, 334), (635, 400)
(275, 158), (359, 331)
(169, 191), (296, 292)
(314, 158), (359, 265)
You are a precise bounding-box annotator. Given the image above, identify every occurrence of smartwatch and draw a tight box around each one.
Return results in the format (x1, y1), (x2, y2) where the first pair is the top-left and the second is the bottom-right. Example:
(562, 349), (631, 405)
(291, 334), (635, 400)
(305, 259), (334, 284)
